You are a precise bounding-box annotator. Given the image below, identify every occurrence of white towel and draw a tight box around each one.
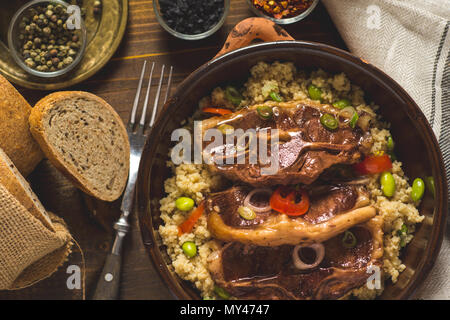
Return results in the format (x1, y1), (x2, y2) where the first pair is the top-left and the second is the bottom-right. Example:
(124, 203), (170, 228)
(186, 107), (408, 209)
(321, 0), (450, 299)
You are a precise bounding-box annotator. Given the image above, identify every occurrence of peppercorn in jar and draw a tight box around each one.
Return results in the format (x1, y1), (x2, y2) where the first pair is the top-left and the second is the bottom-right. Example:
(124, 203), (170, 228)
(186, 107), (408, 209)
(13, 1), (86, 74)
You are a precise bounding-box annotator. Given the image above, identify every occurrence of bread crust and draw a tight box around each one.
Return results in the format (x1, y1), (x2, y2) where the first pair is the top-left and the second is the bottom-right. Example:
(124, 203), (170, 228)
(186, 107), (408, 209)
(29, 91), (130, 202)
(0, 75), (43, 176)
(0, 147), (54, 231)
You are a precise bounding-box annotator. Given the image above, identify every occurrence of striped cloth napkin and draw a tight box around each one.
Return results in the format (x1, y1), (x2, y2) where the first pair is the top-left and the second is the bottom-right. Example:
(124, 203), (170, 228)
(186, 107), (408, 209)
(321, 0), (450, 299)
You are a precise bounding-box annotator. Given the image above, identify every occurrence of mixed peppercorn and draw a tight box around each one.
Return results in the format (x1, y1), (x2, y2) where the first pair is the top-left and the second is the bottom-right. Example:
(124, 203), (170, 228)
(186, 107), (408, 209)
(16, 3), (84, 73)
(252, 0), (314, 19)
(159, 0), (225, 35)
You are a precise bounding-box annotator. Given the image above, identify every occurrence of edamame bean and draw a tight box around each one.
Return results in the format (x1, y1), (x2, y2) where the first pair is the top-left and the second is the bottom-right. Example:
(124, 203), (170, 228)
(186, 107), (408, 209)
(181, 241), (197, 258)
(426, 176), (435, 198)
(380, 171), (395, 197)
(308, 84), (322, 101)
(411, 178), (425, 201)
(175, 197), (195, 211)
(332, 99), (350, 110)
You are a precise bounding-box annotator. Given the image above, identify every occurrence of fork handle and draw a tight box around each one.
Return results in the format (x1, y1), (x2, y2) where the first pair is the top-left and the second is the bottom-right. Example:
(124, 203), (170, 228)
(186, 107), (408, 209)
(92, 252), (122, 300)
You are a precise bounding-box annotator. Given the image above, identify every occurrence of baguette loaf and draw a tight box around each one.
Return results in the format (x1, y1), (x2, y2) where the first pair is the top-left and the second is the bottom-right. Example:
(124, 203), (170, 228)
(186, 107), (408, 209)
(29, 91), (130, 202)
(0, 75), (43, 176)
(0, 147), (54, 230)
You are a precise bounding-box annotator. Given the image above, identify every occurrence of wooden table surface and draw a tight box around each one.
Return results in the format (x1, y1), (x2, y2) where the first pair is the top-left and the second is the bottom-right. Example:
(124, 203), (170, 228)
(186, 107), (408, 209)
(0, 0), (346, 300)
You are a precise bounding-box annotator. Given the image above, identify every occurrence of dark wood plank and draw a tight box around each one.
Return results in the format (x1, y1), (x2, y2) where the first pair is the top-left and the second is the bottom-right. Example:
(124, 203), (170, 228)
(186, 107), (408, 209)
(0, 0), (345, 300)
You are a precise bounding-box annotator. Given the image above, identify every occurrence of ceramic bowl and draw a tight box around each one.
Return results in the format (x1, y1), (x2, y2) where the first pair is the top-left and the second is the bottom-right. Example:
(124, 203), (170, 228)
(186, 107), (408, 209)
(137, 18), (448, 300)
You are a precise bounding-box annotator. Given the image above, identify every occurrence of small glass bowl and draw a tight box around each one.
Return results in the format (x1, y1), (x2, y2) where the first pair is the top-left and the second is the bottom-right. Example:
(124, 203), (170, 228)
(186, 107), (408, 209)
(153, 0), (230, 40)
(246, 0), (319, 25)
(8, 0), (87, 78)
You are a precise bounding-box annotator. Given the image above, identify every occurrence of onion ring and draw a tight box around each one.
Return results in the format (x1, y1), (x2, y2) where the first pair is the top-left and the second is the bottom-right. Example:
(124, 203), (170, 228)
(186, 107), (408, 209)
(292, 243), (325, 270)
(243, 188), (273, 213)
(338, 106), (358, 127)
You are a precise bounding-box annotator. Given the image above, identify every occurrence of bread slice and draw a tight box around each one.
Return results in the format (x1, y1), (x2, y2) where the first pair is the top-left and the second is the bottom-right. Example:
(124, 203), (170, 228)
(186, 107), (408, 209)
(0, 147), (54, 231)
(29, 91), (130, 202)
(0, 75), (43, 176)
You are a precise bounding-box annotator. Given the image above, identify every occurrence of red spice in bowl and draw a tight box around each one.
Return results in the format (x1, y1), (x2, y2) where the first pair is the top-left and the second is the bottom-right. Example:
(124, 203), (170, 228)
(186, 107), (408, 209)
(252, 0), (314, 19)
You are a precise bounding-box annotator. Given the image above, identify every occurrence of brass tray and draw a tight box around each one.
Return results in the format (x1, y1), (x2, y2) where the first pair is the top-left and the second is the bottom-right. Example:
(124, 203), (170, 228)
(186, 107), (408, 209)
(0, 0), (128, 90)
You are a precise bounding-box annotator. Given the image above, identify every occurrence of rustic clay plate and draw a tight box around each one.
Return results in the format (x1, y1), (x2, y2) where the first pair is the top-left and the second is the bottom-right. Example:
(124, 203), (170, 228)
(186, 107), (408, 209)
(137, 18), (448, 300)
(0, 0), (128, 90)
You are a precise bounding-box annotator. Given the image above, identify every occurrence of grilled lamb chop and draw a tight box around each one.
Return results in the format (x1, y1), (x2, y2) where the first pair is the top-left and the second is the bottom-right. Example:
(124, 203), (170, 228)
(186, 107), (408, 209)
(205, 185), (376, 246)
(199, 100), (373, 187)
(207, 216), (383, 300)
(205, 184), (376, 246)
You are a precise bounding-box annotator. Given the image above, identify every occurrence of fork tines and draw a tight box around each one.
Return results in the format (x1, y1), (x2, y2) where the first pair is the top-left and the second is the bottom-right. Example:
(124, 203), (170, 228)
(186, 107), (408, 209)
(129, 61), (173, 131)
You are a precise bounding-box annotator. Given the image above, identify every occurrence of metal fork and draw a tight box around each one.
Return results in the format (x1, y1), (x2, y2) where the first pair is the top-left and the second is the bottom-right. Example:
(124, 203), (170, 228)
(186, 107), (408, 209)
(93, 61), (173, 300)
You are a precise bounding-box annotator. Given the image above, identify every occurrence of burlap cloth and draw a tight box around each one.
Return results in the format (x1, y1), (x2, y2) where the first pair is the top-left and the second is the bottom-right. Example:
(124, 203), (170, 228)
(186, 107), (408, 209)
(322, 0), (450, 299)
(0, 183), (72, 290)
